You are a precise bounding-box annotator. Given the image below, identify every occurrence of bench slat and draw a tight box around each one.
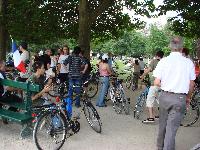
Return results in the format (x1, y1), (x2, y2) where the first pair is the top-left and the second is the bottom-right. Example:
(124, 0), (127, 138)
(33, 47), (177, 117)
(0, 101), (25, 109)
(0, 109), (32, 123)
(0, 79), (40, 92)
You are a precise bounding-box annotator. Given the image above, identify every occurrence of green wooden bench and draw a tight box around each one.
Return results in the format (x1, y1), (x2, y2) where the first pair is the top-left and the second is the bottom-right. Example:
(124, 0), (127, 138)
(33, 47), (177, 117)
(0, 79), (40, 138)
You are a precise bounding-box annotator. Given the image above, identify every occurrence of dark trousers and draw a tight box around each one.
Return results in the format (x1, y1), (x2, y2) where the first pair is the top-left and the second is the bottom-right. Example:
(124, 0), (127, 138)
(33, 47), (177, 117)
(68, 79), (82, 106)
(58, 73), (68, 83)
(0, 93), (22, 111)
(157, 91), (186, 150)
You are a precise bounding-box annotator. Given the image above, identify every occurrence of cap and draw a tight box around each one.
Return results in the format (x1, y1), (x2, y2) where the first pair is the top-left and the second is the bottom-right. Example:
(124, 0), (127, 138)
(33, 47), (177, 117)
(102, 54), (108, 60)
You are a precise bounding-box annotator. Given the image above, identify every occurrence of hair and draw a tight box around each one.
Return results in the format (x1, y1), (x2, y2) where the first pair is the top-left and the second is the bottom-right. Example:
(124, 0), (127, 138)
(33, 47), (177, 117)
(73, 46), (81, 55)
(19, 41), (28, 50)
(32, 61), (44, 73)
(135, 59), (139, 65)
(182, 47), (189, 56)
(156, 50), (164, 58)
(63, 45), (69, 50)
(102, 59), (108, 63)
(80, 50), (85, 55)
(0, 60), (5, 68)
(170, 36), (183, 52)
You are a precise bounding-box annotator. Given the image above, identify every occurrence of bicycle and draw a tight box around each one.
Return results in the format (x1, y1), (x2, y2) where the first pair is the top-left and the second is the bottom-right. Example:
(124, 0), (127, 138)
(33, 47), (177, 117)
(133, 77), (151, 119)
(109, 73), (130, 115)
(181, 84), (200, 127)
(32, 83), (102, 150)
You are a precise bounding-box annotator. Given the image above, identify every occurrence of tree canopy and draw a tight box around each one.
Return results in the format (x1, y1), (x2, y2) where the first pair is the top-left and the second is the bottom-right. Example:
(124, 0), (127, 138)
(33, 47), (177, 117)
(158, 0), (200, 38)
(4, 0), (155, 43)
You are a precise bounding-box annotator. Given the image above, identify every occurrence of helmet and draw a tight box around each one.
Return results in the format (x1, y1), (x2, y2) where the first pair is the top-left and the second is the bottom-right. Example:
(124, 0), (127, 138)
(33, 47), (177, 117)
(102, 54), (108, 60)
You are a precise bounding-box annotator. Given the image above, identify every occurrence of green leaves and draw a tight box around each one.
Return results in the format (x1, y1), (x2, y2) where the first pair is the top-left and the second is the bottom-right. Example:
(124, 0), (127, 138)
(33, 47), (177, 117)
(158, 0), (200, 38)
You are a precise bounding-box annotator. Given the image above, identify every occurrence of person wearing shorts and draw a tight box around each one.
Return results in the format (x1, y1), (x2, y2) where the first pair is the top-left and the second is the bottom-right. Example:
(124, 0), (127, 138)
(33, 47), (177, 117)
(140, 50), (164, 123)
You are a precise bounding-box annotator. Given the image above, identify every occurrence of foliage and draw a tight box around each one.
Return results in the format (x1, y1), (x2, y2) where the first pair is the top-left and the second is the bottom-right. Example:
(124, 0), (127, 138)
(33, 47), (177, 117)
(4, 0), (156, 44)
(158, 0), (200, 38)
(145, 24), (172, 56)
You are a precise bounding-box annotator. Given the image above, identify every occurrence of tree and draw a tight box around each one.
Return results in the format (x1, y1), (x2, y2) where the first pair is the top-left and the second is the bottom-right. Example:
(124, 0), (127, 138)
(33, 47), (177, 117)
(0, 0), (8, 60)
(3, 0), (155, 59)
(146, 25), (171, 56)
(158, 0), (200, 58)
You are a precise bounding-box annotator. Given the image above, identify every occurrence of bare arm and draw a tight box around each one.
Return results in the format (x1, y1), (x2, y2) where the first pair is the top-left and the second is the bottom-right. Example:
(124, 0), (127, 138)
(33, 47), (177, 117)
(140, 67), (152, 79)
(186, 80), (195, 104)
(107, 64), (112, 75)
(31, 85), (50, 101)
(81, 64), (88, 74)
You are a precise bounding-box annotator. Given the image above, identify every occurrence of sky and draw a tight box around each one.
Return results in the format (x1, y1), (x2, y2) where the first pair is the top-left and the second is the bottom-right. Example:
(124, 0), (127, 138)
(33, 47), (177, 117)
(123, 0), (177, 28)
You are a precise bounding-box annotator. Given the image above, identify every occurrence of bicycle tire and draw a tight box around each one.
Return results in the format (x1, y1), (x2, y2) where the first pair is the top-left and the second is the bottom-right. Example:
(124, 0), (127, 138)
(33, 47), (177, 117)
(33, 111), (67, 150)
(124, 97), (130, 115)
(134, 94), (146, 119)
(112, 87), (123, 114)
(83, 101), (102, 133)
(86, 79), (98, 98)
(48, 82), (68, 97)
(181, 101), (199, 127)
(125, 75), (132, 89)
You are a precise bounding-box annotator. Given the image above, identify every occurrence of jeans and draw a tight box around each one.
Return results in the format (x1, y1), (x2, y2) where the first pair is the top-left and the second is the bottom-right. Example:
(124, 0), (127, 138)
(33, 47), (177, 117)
(68, 78), (82, 106)
(96, 77), (109, 106)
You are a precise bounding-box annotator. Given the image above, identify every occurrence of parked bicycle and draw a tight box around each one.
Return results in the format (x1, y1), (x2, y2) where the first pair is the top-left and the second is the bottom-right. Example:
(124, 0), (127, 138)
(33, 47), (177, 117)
(32, 83), (102, 150)
(133, 77), (151, 119)
(181, 83), (200, 127)
(109, 73), (130, 115)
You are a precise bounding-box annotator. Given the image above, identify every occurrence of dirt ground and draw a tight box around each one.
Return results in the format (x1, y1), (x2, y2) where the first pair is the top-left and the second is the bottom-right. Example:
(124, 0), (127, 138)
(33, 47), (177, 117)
(0, 87), (199, 150)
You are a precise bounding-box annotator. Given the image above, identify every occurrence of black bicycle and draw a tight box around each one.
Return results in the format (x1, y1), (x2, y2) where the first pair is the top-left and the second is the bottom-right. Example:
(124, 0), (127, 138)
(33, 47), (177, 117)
(181, 85), (200, 127)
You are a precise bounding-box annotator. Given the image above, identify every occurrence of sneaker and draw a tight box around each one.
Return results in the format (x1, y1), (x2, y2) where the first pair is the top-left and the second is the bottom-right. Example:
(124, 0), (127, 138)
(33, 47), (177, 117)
(155, 116), (159, 119)
(142, 118), (155, 123)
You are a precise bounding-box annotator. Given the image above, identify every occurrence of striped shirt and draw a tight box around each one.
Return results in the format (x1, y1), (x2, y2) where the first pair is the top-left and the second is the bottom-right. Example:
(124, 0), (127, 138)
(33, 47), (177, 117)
(64, 55), (85, 79)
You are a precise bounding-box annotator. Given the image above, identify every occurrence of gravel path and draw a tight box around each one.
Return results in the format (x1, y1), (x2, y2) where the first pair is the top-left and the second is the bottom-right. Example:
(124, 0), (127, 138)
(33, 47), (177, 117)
(0, 88), (199, 150)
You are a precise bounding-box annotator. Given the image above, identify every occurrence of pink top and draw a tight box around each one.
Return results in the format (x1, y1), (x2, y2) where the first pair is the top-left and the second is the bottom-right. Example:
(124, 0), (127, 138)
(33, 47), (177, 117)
(99, 63), (109, 76)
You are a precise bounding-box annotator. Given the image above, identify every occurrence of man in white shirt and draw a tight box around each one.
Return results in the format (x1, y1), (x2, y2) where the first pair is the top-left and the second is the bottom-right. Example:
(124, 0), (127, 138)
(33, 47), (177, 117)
(153, 36), (195, 150)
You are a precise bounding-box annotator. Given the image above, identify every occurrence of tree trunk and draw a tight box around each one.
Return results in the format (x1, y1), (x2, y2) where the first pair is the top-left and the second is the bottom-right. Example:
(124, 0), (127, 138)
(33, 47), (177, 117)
(0, 0), (7, 61)
(78, 0), (91, 59)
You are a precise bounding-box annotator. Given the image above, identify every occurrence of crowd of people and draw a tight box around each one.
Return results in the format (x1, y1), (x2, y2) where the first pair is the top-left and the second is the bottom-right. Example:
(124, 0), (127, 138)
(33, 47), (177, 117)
(0, 36), (199, 150)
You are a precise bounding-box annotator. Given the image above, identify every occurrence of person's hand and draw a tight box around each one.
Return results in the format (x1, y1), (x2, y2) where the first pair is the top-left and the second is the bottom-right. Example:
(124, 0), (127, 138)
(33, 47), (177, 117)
(139, 75), (144, 81)
(42, 85), (51, 93)
(186, 96), (191, 109)
(81, 70), (85, 74)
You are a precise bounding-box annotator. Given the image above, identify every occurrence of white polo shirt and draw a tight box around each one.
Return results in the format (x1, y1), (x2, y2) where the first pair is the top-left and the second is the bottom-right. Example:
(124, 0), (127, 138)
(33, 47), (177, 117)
(153, 52), (196, 94)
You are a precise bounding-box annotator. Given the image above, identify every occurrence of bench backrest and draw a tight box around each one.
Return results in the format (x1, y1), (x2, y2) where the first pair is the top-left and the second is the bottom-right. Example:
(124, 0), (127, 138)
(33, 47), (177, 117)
(0, 79), (41, 112)
(0, 79), (40, 92)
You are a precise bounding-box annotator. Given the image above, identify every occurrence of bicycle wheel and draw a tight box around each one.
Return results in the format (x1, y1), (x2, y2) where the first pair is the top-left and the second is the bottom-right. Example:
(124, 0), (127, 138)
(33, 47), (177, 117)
(134, 94), (146, 119)
(112, 88), (123, 114)
(58, 82), (68, 97)
(83, 100), (102, 133)
(125, 75), (132, 89)
(86, 79), (98, 98)
(124, 97), (130, 115)
(33, 111), (67, 150)
(181, 101), (199, 127)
